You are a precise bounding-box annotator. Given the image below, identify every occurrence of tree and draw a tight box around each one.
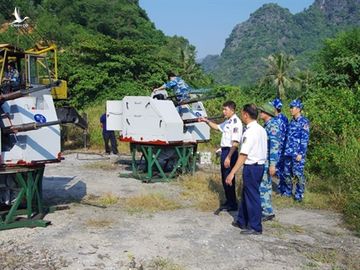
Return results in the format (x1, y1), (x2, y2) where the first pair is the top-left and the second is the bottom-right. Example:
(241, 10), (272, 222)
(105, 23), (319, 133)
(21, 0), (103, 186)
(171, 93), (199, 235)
(0, 0), (212, 108)
(158, 36), (212, 88)
(315, 28), (360, 89)
(262, 52), (296, 100)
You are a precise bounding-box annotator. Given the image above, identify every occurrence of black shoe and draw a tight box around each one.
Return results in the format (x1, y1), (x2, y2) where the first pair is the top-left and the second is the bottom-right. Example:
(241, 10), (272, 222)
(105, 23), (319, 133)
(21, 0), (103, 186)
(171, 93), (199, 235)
(226, 205), (238, 212)
(231, 221), (247, 230)
(214, 205), (228, 215)
(262, 214), (275, 222)
(240, 229), (262, 235)
(220, 202), (229, 207)
(214, 203), (237, 215)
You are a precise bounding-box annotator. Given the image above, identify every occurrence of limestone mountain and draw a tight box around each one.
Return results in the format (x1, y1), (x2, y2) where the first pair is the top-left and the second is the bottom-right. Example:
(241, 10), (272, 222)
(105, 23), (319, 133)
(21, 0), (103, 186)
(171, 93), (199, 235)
(202, 0), (360, 85)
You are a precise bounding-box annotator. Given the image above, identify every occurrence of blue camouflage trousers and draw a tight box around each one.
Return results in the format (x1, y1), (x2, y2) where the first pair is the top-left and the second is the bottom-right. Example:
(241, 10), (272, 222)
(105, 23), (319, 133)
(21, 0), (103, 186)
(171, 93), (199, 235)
(260, 162), (273, 217)
(175, 89), (190, 102)
(276, 157), (286, 194)
(283, 156), (306, 200)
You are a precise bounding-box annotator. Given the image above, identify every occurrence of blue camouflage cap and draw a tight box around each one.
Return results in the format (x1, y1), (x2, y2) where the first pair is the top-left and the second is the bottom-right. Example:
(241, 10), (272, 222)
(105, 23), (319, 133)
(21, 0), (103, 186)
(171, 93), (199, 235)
(290, 99), (303, 109)
(272, 98), (283, 109)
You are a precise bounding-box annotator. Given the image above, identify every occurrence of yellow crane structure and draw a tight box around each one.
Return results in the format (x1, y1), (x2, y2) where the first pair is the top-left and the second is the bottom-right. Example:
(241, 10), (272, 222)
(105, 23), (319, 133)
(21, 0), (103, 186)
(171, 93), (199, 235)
(0, 42), (67, 99)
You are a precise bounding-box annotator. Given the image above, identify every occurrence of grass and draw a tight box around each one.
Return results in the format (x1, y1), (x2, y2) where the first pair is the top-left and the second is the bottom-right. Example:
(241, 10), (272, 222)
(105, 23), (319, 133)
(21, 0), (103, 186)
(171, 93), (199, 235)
(303, 247), (360, 270)
(305, 249), (338, 265)
(81, 192), (119, 207)
(273, 192), (332, 210)
(147, 257), (185, 270)
(173, 170), (347, 217)
(175, 171), (225, 211)
(123, 193), (182, 214)
(266, 220), (305, 237)
(273, 178), (347, 211)
(83, 103), (105, 148)
(83, 160), (118, 170)
(175, 170), (246, 211)
(85, 218), (113, 228)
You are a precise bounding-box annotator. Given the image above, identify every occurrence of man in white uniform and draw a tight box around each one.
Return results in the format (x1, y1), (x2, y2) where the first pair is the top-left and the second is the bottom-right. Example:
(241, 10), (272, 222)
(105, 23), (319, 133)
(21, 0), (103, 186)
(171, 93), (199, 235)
(226, 104), (267, 235)
(200, 101), (243, 212)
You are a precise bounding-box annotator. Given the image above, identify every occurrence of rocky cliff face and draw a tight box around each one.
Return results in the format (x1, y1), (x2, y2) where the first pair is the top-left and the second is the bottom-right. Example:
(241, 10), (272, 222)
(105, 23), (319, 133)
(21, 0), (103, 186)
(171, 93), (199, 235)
(202, 0), (360, 85)
(225, 4), (297, 53)
(313, 0), (360, 24)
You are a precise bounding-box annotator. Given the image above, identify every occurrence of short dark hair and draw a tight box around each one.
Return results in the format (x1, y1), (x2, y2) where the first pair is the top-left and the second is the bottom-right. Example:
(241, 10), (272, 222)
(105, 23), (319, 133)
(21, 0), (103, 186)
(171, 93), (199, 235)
(242, 103), (258, 119)
(275, 108), (281, 113)
(167, 72), (177, 79)
(222, 100), (236, 111)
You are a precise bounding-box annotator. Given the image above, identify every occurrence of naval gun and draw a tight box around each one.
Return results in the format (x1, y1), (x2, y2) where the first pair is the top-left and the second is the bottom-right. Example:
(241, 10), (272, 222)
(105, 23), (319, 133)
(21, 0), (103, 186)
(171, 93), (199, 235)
(0, 43), (87, 230)
(2, 109), (86, 135)
(106, 93), (224, 181)
(0, 83), (86, 164)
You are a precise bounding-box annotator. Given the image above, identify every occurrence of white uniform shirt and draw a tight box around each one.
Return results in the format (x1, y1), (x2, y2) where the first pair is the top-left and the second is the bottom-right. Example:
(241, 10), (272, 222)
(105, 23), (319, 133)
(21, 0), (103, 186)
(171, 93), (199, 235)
(240, 120), (267, 165)
(218, 114), (243, 147)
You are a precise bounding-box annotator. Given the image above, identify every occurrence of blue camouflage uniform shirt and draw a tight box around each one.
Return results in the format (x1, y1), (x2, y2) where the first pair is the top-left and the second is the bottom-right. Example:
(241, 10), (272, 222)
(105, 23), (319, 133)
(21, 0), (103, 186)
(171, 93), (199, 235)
(284, 115), (310, 158)
(164, 77), (190, 101)
(275, 113), (288, 154)
(5, 68), (20, 82)
(264, 117), (281, 167)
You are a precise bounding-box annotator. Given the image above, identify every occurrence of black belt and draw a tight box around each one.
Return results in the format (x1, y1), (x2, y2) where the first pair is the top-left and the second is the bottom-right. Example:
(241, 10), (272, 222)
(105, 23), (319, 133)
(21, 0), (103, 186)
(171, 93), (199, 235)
(221, 147), (231, 150)
(244, 163), (264, 166)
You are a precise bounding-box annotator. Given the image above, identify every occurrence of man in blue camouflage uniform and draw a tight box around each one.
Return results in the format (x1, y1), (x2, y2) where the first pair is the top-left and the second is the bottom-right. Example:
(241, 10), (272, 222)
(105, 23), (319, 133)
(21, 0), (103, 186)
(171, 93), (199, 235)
(153, 72), (190, 102)
(258, 102), (281, 221)
(271, 98), (288, 194)
(283, 99), (310, 201)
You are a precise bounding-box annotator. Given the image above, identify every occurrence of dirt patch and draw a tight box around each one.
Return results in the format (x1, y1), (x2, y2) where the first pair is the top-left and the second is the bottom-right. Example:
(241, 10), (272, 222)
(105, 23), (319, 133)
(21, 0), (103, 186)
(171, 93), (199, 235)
(0, 153), (359, 270)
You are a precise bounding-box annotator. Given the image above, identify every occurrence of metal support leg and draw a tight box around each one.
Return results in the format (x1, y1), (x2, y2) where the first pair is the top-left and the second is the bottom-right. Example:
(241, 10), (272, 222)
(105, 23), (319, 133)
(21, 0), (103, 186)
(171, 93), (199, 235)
(0, 166), (50, 230)
(191, 144), (198, 174)
(124, 143), (198, 182)
(131, 143), (137, 175)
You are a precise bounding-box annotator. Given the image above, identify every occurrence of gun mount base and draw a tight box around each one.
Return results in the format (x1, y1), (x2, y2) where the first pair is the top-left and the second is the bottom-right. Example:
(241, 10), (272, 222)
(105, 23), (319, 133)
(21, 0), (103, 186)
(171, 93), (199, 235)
(0, 165), (51, 230)
(120, 142), (198, 182)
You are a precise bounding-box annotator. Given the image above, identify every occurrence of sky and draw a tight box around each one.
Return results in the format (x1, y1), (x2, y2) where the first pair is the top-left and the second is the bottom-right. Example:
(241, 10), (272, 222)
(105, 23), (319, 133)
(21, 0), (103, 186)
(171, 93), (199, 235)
(139, 0), (315, 59)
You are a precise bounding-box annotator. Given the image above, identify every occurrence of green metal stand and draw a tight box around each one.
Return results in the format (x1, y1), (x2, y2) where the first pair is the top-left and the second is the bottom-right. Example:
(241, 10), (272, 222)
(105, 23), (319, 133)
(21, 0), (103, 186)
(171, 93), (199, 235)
(0, 166), (50, 230)
(125, 142), (197, 182)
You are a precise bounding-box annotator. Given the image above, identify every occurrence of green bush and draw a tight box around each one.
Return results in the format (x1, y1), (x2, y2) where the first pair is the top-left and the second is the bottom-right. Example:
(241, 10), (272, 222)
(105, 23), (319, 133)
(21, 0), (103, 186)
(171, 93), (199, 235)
(305, 85), (360, 232)
(84, 103), (106, 148)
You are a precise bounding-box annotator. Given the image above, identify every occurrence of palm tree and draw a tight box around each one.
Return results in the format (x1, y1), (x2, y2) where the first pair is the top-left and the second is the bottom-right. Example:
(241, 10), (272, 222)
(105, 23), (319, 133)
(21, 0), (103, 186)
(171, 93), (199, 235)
(262, 52), (296, 100)
(178, 42), (211, 88)
(179, 43), (197, 80)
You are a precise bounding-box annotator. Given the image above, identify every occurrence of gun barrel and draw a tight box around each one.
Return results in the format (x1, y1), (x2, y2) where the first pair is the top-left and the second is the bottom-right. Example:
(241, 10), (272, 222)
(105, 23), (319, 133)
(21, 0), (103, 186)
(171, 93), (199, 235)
(176, 93), (225, 106)
(0, 81), (60, 103)
(3, 106), (88, 134)
(183, 116), (224, 125)
(183, 118), (201, 124)
(2, 120), (62, 134)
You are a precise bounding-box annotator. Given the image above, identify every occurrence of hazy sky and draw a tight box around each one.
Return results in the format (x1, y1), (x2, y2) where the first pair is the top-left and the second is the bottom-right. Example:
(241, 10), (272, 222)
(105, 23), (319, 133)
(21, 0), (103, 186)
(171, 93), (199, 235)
(139, 0), (314, 59)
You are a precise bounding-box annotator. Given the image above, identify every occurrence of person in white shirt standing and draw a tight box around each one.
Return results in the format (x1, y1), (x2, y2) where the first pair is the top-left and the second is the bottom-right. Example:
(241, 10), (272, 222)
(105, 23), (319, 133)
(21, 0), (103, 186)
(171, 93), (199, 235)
(226, 104), (267, 235)
(200, 101), (243, 212)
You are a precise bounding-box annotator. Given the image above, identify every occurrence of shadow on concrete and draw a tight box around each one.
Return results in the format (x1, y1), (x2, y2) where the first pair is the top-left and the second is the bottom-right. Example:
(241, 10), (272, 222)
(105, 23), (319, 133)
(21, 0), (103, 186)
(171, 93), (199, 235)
(42, 176), (87, 205)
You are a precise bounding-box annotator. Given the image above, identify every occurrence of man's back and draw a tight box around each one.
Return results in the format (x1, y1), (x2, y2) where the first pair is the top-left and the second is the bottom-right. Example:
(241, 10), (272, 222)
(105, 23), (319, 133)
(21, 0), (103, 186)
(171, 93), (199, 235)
(241, 121), (267, 165)
(100, 113), (107, 133)
(165, 77), (190, 101)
